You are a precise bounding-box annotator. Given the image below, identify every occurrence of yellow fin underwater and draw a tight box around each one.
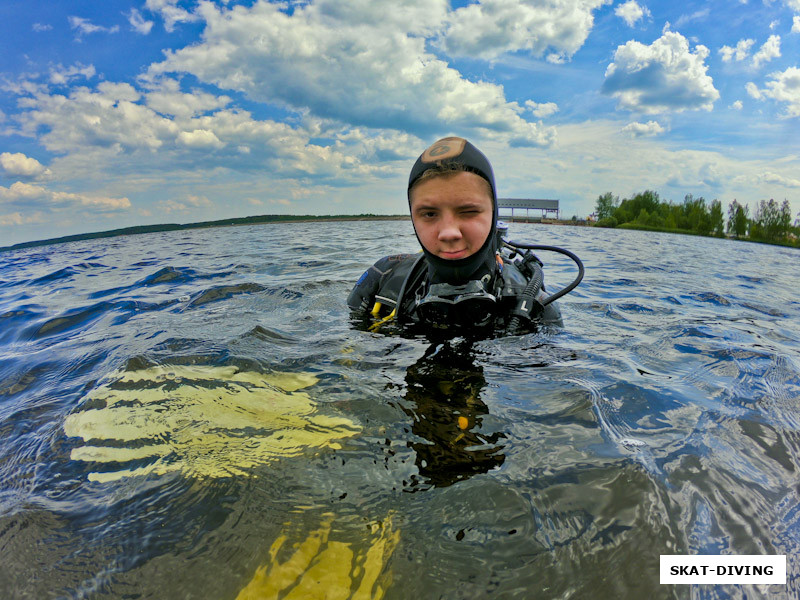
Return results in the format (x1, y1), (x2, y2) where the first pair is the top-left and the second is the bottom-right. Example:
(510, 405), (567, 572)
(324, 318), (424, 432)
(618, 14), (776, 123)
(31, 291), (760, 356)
(63, 365), (360, 482)
(237, 513), (398, 600)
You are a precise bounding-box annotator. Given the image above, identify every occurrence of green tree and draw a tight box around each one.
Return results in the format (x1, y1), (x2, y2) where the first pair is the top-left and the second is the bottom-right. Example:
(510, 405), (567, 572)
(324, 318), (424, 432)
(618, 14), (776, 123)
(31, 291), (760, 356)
(680, 194), (711, 234)
(751, 199), (788, 242)
(615, 190), (660, 225)
(779, 200), (792, 234)
(727, 200), (749, 238)
(595, 192), (618, 221)
(709, 199), (724, 236)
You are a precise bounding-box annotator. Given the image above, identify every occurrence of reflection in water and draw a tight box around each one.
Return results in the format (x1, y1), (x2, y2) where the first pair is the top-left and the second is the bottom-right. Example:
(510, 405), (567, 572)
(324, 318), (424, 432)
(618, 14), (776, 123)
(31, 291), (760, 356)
(64, 365), (360, 482)
(400, 341), (506, 489)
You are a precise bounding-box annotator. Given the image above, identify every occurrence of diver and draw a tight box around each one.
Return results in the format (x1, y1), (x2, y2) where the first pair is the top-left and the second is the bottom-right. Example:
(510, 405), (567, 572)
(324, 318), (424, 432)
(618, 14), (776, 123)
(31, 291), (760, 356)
(348, 136), (583, 337)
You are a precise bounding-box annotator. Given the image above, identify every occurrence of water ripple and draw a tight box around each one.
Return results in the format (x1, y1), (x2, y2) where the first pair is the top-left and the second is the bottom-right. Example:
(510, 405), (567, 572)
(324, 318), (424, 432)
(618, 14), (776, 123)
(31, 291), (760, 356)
(0, 222), (798, 598)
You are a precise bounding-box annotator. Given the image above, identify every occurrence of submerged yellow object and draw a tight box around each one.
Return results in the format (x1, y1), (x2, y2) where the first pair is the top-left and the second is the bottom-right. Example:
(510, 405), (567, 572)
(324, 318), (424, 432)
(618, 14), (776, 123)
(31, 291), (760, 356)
(64, 365), (360, 482)
(236, 514), (398, 600)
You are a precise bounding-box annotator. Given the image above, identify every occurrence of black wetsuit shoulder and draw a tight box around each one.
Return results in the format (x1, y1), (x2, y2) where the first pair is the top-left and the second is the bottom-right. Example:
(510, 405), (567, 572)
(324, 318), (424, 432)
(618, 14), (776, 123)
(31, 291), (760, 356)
(347, 253), (421, 313)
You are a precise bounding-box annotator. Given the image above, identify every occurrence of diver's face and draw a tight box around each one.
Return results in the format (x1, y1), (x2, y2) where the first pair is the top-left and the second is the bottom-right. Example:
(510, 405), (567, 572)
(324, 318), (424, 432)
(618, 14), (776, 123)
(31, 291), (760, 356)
(409, 171), (493, 260)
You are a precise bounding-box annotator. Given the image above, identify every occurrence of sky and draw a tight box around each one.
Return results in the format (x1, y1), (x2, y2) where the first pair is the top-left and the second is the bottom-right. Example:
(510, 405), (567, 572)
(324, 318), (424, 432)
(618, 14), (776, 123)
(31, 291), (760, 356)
(1, 0), (799, 246)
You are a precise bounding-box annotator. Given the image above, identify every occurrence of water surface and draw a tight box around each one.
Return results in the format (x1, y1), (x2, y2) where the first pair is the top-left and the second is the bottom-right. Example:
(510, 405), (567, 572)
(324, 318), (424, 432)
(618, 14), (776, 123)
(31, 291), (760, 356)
(1, 221), (798, 599)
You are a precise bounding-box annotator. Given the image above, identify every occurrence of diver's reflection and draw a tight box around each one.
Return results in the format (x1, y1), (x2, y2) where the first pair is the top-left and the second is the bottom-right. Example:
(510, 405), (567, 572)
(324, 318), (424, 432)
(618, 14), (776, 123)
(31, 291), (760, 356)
(400, 341), (505, 489)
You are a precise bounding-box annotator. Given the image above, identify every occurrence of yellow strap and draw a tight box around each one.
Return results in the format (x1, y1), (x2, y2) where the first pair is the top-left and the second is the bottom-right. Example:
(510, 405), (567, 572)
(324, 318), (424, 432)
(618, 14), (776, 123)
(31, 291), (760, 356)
(368, 309), (396, 332)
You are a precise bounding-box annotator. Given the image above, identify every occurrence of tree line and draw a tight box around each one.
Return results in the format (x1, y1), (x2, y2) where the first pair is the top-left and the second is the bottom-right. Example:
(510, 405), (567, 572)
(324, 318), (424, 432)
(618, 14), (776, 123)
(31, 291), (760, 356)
(594, 190), (799, 247)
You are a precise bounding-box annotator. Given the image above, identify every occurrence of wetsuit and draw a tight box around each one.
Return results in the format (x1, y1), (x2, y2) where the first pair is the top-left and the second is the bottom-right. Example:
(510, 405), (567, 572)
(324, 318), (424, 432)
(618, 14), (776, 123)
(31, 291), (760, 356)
(347, 247), (562, 336)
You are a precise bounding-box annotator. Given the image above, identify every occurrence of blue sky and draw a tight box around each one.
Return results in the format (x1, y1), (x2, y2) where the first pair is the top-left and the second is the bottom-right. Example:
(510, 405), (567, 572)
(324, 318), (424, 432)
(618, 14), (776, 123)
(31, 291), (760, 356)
(1, 0), (799, 246)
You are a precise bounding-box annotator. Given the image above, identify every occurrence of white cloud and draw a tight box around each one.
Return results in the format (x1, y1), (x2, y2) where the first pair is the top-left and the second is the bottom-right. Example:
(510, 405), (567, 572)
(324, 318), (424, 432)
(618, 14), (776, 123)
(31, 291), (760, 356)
(13, 82), (175, 153)
(49, 63), (96, 85)
(675, 9), (710, 28)
(145, 0), (200, 32)
(525, 101), (559, 118)
(68, 16), (120, 37)
(769, 19), (780, 31)
(745, 81), (762, 100)
(0, 181), (130, 212)
(32, 23), (52, 32)
(145, 79), (232, 118)
(793, 16), (800, 33)
(615, 1), (651, 27)
(602, 31), (719, 114)
(761, 171), (800, 187)
(158, 195), (213, 213)
(719, 39), (755, 62)
(146, 1), (556, 146)
(0, 211), (46, 226)
(442, 0), (611, 62)
(748, 66), (800, 117)
(752, 35), (781, 69)
(8, 75), (413, 184)
(621, 120), (666, 136)
(176, 129), (224, 149)
(0, 152), (51, 178)
(127, 8), (154, 35)
(731, 100), (743, 110)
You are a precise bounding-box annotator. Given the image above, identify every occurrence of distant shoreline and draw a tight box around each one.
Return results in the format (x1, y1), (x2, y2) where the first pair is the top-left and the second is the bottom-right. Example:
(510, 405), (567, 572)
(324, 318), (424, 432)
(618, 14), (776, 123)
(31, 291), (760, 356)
(5, 213), (602, 253)
(0, 214), (411, 253)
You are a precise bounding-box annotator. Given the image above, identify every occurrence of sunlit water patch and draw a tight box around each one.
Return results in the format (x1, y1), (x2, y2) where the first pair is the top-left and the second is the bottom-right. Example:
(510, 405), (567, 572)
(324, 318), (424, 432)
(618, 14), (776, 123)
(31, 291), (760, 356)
(1, 222), (799, 599)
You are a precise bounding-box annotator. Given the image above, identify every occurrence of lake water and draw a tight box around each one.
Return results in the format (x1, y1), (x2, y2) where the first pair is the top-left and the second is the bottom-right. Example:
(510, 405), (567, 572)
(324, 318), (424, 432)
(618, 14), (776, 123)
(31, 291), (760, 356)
(1, 221), (798, 599)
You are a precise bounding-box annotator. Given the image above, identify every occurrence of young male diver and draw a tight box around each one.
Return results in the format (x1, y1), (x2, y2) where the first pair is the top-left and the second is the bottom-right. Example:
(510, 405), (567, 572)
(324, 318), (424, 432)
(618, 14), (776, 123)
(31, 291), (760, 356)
(348, 136), (582, 336)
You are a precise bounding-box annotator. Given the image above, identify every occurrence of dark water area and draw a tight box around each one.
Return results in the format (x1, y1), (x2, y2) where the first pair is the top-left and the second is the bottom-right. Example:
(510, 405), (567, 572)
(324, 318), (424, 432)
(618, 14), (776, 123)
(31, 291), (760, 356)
(0, 221), (798, 599)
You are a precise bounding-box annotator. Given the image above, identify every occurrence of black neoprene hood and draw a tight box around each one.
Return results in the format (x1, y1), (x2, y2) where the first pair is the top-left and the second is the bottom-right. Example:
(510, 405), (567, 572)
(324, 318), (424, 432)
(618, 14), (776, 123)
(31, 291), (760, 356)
(407, 137), (499, 285)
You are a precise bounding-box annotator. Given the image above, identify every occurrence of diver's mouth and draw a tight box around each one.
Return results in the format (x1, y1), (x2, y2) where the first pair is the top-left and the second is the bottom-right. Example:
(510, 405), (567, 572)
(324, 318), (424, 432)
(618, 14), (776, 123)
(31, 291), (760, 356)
(439, 249), (468, 259)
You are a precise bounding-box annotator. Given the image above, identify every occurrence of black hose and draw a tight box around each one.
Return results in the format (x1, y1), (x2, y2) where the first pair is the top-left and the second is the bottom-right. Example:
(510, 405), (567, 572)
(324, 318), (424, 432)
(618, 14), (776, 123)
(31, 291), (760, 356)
(503, 241), (584, 305)
(506, 260), (543, 335)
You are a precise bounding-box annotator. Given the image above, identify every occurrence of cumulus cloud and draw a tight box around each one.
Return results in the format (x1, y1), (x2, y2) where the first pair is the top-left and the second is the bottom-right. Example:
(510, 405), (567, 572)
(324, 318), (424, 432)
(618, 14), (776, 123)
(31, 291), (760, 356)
(747, 66), (800, 117)
(0, 211), (46, 226)
(602, 31), (719, 114)
(176, 129), (224, 149)
(0, 181), (130, 212)
(33, 23), (53, 32)
(146, 1), (555, 145)
(731, 100), (743, 109)
(525, 101), (559, 118)
(761, 171), (800, 187)
(615, 1), (651, 27)
(127, 8), (154, 35)
(793, 16), (800, 33)
(49, 63), (96, 85)
(442, 0), (611, 62)
(0, 152), (51, 178)
(745, 81), (762, 99)
(145, 79), (232, 118)
(8, 75), (413, 183)
(158, 195), (213, 213)
(621, 120), (666, 137)
(719, 39), (755, 62)
(145, 0), (200, 32)
(68, 16), (120, 38)
(752, 35), (781, 69)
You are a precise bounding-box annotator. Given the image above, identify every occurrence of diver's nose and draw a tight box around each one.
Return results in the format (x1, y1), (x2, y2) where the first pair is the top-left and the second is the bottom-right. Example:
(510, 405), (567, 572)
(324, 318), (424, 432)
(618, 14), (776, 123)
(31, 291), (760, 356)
(438, 212), (462, 241)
